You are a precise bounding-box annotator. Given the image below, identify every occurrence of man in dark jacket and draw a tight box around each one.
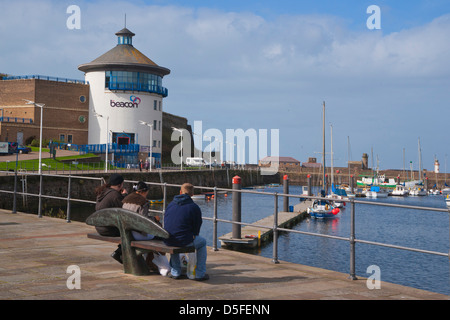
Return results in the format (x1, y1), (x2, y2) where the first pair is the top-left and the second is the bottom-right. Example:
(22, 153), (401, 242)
(164, 183), (209, 281)
(94, 173), (128, 263)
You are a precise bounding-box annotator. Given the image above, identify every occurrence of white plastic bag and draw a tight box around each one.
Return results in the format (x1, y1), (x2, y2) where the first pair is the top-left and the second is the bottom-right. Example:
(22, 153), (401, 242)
(186, 251), (197, 280)
(152, 252), (170, 276)
(180, 253), (189, 267)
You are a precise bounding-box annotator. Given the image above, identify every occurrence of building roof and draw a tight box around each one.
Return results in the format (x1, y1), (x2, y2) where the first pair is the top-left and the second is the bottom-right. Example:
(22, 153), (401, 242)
(78, 28), (170, 76)
(260, 156), (300, 163)
(302, 162), (322, 168)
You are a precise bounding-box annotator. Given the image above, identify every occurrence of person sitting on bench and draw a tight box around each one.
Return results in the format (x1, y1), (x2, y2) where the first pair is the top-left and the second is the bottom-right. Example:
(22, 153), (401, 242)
(94, 173), (128, 264)
(163, 183), (209, 281)
(122, 181), (161, 240)
(122, 181), (169, 274)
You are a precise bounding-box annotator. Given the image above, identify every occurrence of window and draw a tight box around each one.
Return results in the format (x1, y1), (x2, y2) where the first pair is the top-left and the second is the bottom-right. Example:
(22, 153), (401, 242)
(79, 96), (86, 103)
(154, 100), (157, 110)
(153, 140), (157, 148)
(60, 134), (65, 142)
(153, 120), (157, 130)
(159, 101), (162, 111)
(68, 135), (73, 144)
(158, 141), (161, 148)
(105, 71), (166, 96)
(158, 121), (161, 131)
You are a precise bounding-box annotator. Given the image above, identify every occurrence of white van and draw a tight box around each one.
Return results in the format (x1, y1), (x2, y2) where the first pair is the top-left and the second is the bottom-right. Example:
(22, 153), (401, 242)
(186, 157), (206, 167)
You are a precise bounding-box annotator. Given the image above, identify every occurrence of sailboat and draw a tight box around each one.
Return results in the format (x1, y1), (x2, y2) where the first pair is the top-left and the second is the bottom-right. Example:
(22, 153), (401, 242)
(362, 153), (389, 198)
(408, 138), (427, 196)
(326, 125), (346, 207)
(307, 102), (340, 219)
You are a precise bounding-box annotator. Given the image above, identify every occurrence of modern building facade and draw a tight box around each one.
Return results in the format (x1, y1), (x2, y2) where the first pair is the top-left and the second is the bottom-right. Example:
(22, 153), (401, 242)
(0, 75), (89, 146)
(78, 28), (170, 166)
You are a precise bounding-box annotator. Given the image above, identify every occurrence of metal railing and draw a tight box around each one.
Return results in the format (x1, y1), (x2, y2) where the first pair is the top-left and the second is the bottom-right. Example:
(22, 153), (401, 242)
(1, 171), (449, 291)
(108, 82), (168, 97)
(3, 75), (88, 85)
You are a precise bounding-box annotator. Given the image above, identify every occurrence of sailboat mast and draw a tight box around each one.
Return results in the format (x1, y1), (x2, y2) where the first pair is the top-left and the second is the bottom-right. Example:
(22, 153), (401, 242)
(322, 101), (326, 190)
(418, 137), (422, 182)
(330, 124), (334, 185)
(347, 136), (351, 184)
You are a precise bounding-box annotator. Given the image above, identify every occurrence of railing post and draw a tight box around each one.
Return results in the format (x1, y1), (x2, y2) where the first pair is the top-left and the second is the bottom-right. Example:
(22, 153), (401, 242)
(307, 174), (312, 196)
(283, 175), (289, 212)
(66, 175), (72, 223)
(272, 192), (279, 264)
(162, 183), (167, 228)
(38, 173), (43, 218)
(213, 187), (218, 251)
(12, 151), (18, 214)
(232, 176), (242, 239)
(349, 199), (357, 280)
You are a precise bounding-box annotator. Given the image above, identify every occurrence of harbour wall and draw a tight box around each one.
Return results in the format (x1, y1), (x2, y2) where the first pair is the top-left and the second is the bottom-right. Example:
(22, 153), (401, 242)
(279, 168), (449, 189)
(0, 169), (280, 215)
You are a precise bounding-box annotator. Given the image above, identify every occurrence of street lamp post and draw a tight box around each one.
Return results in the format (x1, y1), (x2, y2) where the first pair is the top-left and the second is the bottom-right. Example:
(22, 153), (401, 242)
(93, 111), (109, 173)
(172, 127), (183, 170)
(139, 120), (153, 171)
(23, 99), (45, 218)
(23, 100), (44, 174)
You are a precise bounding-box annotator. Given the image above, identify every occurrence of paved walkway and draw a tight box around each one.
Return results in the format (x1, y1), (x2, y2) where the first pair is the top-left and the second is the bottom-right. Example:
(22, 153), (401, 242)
(0, 209), (448, 302)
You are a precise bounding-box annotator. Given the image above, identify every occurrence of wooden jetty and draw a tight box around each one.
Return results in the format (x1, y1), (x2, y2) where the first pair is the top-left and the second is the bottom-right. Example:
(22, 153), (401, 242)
(219, 200), (313, 248)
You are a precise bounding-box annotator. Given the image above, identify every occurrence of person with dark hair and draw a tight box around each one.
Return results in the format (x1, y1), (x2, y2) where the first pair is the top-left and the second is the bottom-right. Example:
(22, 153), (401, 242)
(122, 181), (169, 275)
(122, 181), (161, 240)
(94, 173), (128, 263)
(163, 183), (209, 281)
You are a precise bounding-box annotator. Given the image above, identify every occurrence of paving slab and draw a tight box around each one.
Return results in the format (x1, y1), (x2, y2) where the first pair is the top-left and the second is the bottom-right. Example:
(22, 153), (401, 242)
(0, 209), (448, 306)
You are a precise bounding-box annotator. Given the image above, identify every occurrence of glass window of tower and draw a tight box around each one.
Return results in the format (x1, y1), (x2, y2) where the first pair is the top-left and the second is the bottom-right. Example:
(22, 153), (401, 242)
(105, 71), (163, 93)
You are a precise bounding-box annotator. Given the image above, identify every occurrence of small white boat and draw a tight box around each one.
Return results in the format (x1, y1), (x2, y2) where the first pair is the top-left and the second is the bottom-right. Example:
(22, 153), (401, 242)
(364, 186), (389, 198)
(409, 186), (427, 196)
(326, 194), (345, 208)
(428, 189), (440, 195)
(446, 195), (450, 207)
(391, 185), (409, 196)
(191, 194), (205, 200)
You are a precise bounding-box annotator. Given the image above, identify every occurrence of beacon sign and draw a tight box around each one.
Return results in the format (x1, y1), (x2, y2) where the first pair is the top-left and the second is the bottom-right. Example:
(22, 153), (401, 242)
(110, 95), (141, 108)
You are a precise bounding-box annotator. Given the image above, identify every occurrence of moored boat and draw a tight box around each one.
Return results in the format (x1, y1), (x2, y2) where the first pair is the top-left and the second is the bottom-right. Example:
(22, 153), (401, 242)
(391, 185), (409, 196)
(364, 186), (389, 198)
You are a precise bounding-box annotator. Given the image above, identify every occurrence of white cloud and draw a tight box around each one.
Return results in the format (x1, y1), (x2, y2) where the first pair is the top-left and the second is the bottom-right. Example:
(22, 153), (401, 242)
(1, 1), (449, 168)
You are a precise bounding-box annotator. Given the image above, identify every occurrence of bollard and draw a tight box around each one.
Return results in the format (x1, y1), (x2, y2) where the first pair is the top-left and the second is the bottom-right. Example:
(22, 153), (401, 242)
(283, 175), (289, 212)
(232, 176), (242, 239)
(307, 174), (312, 197)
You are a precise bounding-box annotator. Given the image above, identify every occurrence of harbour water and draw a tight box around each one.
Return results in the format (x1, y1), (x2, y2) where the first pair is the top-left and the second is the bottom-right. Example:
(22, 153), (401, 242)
(191, 185), (450, 295)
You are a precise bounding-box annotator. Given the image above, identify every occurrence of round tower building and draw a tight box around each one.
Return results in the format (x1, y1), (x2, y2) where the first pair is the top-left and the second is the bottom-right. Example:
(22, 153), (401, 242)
(78, 27), (170, 167)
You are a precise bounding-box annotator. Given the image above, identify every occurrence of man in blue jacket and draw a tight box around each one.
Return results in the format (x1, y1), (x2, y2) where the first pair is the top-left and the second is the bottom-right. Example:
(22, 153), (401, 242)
(164, 183), (209, 281)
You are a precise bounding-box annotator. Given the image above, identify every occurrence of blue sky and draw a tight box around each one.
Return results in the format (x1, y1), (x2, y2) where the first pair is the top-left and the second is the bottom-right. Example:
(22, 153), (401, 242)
(1, 0), (450, 171)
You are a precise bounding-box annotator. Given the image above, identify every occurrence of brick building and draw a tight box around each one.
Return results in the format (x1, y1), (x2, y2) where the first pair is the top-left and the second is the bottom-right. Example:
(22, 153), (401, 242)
(0, 75), (89, 146)
(259, 156), (301, 170)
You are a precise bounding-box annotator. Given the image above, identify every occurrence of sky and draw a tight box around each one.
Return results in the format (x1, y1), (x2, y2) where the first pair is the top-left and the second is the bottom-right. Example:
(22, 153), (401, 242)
(1, 0), (450, 171)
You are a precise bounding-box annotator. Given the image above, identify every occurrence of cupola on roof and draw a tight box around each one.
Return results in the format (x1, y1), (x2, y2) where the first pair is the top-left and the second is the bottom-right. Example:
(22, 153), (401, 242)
(78, 28), (170, 77)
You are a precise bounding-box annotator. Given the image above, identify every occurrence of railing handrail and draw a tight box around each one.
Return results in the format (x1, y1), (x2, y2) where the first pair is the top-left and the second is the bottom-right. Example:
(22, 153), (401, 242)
(1, 171), (449, 294)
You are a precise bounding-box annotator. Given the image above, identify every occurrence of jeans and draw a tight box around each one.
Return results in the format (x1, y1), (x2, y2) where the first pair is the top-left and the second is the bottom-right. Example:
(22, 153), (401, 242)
(132, 231), (155, 241)
(169, 235), (207, 278)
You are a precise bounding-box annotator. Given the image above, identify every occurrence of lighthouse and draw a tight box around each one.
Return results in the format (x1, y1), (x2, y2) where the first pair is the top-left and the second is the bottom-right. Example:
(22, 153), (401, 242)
(78, 27), (170, 167)
(434, 158), (440, 174)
